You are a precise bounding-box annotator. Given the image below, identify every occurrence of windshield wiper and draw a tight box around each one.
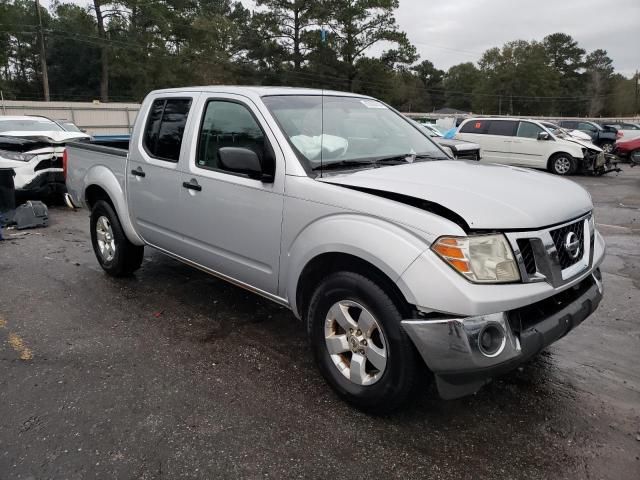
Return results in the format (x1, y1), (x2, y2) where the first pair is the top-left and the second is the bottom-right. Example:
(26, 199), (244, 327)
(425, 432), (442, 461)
(311, 160), (375, 171)
(374, 153), (446, 164)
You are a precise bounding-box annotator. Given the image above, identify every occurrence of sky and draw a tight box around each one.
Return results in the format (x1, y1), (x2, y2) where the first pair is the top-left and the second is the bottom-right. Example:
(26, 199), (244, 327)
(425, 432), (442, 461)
(43, 0), (640, 77)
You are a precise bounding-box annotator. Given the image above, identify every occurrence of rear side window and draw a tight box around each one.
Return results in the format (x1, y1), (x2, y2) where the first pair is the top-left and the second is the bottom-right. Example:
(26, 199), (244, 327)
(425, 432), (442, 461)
(517, 122), (543, 139)
(487, 120), (516, 136)
(459, 120), (488, 134)
(143, 98), (192, 162)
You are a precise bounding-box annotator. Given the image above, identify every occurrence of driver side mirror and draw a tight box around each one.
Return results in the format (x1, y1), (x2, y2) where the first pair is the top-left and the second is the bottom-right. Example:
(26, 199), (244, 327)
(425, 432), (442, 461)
(537, 131), (551, 141)
(218, 147), (273, 182)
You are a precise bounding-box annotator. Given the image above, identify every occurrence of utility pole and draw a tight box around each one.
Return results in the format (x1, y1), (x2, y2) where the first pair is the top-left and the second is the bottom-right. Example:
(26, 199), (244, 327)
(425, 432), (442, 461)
(635, 70), (640, 115)
(35, 0), (50, 101)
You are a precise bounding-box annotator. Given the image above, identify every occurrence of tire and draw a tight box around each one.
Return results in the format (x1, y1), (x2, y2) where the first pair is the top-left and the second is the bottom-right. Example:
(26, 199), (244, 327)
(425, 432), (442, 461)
(630, 149), (640, 166)
(548, 153), (576, 176)
(307, 271), (420, 413)
(600, 141), (614, 154)
(90, 200), (144, 276)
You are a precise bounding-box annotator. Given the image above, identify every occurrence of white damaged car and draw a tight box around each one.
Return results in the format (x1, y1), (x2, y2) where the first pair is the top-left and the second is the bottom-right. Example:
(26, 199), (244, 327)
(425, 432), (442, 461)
(0, 116), (90, 198)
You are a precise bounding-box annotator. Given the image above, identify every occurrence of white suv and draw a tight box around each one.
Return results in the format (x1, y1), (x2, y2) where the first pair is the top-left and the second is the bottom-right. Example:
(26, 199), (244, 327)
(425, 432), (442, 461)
(457, 118), (604, 175)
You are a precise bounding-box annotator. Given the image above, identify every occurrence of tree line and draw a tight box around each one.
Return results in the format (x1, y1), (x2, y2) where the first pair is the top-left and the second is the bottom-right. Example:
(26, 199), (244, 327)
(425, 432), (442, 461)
(0, 0), (637, 116)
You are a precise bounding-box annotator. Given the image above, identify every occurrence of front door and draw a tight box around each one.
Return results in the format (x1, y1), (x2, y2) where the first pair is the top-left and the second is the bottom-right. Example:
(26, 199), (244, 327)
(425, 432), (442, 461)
(177, 95), (285, 295)
(511, 121), (548, 168)
(127, 95), (195, 253)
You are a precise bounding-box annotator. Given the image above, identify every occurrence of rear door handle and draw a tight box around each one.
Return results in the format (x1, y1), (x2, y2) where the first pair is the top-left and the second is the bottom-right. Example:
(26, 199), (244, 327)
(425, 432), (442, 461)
(131, 168), (146, 177)
(182, 180), (202, 192)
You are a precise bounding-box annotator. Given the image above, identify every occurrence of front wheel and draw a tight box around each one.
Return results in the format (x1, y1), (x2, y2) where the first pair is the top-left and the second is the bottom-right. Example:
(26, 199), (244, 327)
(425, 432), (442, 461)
(600, 141), (614, 154)
(549, 153), (576, 176)
(90, 200), (144, 276)
(307, 271), (420, 413)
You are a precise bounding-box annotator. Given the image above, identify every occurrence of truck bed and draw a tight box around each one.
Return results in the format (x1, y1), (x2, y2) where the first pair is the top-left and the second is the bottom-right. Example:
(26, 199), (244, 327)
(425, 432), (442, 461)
(65, 142), (128, 209)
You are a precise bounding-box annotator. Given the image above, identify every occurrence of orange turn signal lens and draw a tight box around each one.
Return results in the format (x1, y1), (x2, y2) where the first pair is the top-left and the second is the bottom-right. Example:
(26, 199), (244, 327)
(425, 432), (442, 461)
(432, 243), (465, 259)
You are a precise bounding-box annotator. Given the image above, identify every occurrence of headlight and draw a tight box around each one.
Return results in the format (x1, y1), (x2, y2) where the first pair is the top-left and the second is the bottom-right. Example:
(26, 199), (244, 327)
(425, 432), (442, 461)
(432, 234), (520, 283)
(0, 150), (35, 162)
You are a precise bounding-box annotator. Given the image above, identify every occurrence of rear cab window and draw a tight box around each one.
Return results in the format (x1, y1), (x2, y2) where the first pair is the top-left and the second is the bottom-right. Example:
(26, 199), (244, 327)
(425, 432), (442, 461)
(143, 98), (193, 162)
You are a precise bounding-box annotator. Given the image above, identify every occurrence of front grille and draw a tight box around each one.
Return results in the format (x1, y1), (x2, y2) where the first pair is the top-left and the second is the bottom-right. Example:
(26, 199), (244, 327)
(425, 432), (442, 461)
(517, 239), (537, 275)
(507, 274), (595, 333)
(34, 156), (63, 172)
(550, 219), (585, 269)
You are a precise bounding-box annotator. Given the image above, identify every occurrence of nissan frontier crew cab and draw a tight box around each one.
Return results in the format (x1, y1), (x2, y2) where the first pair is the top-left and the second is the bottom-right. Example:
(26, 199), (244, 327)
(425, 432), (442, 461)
(64, 87), (605, 413)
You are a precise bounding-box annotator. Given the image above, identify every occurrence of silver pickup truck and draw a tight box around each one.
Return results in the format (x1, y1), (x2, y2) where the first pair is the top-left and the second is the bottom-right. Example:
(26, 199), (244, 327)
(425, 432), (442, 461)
(65, 87), (605, 412)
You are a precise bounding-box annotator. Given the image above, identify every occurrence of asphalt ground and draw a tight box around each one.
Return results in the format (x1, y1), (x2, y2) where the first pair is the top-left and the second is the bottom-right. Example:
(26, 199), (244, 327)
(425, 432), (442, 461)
(0, 167), (639, 479)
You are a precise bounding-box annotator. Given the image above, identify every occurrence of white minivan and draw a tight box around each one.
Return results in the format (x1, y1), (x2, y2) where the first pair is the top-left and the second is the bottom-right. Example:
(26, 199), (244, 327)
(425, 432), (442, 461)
(456, 118), (604, 175)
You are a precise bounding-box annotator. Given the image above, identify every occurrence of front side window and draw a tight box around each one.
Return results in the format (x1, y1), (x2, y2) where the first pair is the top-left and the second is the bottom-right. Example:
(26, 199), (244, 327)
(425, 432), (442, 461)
(487, 120), (516, 136)
(262, 95), (444, 170)
(196, 100), (271, 174)
(517, 122), (543, 139)
(143, 98), (192, 162)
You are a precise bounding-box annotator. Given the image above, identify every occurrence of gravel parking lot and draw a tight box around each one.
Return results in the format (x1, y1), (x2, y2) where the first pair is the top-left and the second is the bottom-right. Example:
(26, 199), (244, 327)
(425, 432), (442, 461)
(1, 168), (639, 479)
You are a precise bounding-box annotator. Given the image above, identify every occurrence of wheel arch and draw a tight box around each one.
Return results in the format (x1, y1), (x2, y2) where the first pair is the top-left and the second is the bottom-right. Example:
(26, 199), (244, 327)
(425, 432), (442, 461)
(83, 166), (144, 246)
(284, 214), (441, 320)
(295, 252), (416, 327)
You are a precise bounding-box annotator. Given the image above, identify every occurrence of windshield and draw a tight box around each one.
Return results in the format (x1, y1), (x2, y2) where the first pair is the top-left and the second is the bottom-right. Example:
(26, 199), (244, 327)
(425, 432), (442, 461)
(262, 95), (445, 170)
(541, 122), (566, 136)
(59, 121), (82, 133)
(0, 118), (64, 133)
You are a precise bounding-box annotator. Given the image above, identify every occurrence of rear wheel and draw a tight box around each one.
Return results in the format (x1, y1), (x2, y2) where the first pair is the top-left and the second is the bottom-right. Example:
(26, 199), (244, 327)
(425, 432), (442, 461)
(630, 149), (640, 165)
(307, 271), (420, 413)
(549, 153), (576, 176)
(90, 200), (144, 276)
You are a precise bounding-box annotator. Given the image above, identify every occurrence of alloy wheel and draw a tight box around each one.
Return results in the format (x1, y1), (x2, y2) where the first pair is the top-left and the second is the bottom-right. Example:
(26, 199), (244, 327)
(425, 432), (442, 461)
(324, 300), (388, 386)
(95, 215), (116, 262)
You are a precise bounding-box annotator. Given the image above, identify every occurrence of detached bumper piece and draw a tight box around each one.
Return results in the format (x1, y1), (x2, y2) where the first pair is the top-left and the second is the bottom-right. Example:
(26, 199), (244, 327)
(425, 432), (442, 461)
(402, 270), (603, 399)
(1, 200), (49, 230)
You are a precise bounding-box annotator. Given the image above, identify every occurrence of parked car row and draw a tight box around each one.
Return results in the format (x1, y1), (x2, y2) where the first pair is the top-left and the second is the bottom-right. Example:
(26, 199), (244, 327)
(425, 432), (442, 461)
(455, 117), (612, 175)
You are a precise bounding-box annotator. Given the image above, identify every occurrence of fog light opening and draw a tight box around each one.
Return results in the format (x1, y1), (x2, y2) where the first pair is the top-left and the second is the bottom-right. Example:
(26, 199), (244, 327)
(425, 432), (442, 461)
(478, 324), (506, 357)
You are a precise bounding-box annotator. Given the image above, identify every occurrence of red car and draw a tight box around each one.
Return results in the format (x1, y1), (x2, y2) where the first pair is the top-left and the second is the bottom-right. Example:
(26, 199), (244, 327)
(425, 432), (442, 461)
(614, 137), (640, 165)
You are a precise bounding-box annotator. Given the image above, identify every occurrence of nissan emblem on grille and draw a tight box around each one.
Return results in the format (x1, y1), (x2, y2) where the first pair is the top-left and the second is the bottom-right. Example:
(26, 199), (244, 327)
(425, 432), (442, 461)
(564, 231), (581, 259)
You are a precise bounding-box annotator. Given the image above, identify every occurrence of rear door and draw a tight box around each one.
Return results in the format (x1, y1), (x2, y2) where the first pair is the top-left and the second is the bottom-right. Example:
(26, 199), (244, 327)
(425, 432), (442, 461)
(175, 94), (285, 295)
(127, 94), (196, 252)
(511, 121), (548, 168)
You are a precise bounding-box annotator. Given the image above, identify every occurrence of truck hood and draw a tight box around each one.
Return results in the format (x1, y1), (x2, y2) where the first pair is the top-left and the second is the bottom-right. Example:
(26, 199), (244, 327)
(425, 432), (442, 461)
(321, 160), (592, 230)
(0, 130), (90, 144)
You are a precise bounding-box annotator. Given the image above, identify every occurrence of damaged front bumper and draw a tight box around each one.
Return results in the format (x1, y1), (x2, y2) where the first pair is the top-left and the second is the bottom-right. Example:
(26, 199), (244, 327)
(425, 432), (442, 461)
(402, 270), (603, 399)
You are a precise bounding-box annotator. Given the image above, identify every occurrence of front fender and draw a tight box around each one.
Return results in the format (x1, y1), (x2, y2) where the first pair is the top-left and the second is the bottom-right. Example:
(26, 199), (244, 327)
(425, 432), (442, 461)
(83, 165), (144, 246)
(283, 213), (430, 318)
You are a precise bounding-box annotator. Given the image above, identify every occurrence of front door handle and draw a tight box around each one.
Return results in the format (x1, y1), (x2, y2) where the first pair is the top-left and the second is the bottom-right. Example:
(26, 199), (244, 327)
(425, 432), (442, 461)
(182, 180), (202, 192)
(131, 168), (146, 177)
